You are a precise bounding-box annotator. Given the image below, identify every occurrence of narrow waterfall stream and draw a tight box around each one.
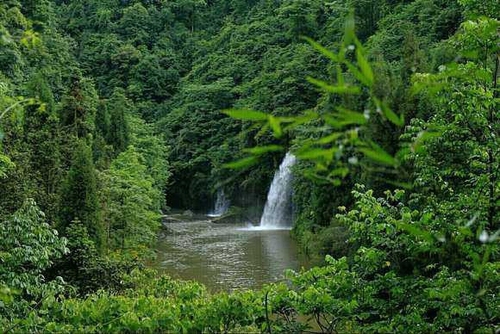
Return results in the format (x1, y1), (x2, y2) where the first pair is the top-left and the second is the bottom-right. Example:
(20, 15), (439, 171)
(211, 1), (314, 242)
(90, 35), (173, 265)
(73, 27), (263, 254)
(208, 189), (230, 217)
(260, 152), (297, 229)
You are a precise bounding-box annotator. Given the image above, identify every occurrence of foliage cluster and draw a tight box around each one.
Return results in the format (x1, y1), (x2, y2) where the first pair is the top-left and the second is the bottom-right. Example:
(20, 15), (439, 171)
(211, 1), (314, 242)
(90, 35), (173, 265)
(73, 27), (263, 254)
(0, 0), (168, 296)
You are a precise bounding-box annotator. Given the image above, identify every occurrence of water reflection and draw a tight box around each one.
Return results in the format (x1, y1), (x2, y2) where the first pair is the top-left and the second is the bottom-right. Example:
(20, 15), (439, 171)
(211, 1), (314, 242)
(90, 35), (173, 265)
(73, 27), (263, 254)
(154, 220), (308, 292)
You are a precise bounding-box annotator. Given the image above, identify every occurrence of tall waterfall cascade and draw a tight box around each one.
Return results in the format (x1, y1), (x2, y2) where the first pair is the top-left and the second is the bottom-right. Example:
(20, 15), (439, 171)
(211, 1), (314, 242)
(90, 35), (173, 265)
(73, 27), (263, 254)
(208, 189), (230, 217)
(259, 152), (297, 229)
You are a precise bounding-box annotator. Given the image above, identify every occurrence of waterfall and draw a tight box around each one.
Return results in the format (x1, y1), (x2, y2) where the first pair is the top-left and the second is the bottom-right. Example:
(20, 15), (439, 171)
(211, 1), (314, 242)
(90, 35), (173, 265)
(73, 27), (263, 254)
(259, 152), (297, 228)
(208, 189), (230, 217)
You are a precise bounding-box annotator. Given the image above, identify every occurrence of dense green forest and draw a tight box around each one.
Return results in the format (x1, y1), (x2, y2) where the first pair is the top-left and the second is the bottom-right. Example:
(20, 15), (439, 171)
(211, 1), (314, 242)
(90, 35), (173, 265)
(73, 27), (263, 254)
(0, 0), (499, 332)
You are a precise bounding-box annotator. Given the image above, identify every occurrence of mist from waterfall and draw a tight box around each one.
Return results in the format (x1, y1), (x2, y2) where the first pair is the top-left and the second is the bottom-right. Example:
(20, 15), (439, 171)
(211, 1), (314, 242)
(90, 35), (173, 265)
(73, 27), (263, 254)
(259, 152), (297, 229)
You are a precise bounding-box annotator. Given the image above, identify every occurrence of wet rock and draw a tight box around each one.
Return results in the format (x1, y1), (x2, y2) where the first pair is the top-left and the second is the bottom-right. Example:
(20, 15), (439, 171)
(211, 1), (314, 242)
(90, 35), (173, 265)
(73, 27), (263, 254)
(183, 210), (194, 217)
(209, 206), (258, 224)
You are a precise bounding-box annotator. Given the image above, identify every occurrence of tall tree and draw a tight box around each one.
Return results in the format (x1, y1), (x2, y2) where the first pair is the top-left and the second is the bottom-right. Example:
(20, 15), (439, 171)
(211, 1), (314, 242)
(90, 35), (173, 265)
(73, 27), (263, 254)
(106, 89), (130, 155)
(59, 139), (103, 251)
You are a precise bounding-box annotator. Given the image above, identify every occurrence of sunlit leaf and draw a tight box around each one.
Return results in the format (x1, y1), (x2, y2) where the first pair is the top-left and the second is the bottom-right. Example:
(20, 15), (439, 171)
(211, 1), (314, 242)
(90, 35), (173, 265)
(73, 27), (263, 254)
(343, 13), (356, 43)
(328, 177), (342, 186)
(296, 148), (336, 161)
(328, 167), (349, 178)
(316, 133), (342, 145)
(268, 115), (282, 137)
(223, 156), (259, 169)
(243, 145), (284, 155)
(222, 109), (268, 121)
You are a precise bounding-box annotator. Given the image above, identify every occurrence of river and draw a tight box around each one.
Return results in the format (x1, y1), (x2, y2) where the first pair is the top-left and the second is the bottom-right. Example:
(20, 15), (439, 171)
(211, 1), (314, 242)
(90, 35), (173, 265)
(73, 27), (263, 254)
(154, 217), (309, 292)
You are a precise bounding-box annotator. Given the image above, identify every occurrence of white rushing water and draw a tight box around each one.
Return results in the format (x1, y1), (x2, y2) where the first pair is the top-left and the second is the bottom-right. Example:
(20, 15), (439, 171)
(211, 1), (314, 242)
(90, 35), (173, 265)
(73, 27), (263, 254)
(259, 152), (297, 229)
(208, 189), (230, 217)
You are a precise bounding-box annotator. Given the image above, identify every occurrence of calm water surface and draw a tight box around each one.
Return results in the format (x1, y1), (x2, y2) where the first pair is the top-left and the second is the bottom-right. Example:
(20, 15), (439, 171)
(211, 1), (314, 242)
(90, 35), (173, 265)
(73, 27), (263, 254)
(154, 219), (308, 292)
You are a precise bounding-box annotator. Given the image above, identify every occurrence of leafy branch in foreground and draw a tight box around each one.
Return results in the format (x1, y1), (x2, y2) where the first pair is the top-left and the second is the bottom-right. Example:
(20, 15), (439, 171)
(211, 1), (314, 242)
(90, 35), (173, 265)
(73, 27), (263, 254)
(223, 16), (406, 185)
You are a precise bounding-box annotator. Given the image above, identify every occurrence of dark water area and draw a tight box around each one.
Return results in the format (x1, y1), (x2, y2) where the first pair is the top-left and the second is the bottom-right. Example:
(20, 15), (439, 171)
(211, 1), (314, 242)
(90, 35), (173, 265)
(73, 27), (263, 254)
(154, 218), (309, 292)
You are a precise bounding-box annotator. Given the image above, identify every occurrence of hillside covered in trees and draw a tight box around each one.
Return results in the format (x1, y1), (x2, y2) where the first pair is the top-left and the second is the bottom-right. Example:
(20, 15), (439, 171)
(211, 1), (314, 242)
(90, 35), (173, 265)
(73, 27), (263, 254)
(0, 0), (499, 332)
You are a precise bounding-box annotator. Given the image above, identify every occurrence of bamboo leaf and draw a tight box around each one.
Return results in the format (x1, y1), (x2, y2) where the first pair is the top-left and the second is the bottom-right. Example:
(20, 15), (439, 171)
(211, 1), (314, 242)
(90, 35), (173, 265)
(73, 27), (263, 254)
(223, 156), (259, 169)
(356, 48), (374, 87)
(222, 109), (268, 121)
(268, 115), (282, 137)
(243, 145), (284, 155)
(374, 98), (404, 127)
(316, 133), (342, 145)
(284, 110), (319, 131)
(296, 148), (336, 161)
(336, 107), (368, 125)
(302, 36), (338, 62)
(358, 141), (397, 167)
(345, 63), (371, 87)
(302, 170), (332, 185)
(329, 167), (349, 178)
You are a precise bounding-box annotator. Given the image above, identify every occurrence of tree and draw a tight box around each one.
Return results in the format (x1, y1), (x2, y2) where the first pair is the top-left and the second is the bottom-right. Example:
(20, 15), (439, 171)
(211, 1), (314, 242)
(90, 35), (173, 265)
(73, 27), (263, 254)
(59, 75), (98, 139)
(106, 89), (130, 155)
(59, 139), (104, 251)
(0, 198), (68, 317)
(409, 16), (500, 231)
(101, 146), (161, 253)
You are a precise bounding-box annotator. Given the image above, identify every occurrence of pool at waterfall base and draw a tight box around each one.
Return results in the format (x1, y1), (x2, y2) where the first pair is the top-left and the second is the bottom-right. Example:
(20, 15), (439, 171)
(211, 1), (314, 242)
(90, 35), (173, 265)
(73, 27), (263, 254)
(154, 219), (308, 292)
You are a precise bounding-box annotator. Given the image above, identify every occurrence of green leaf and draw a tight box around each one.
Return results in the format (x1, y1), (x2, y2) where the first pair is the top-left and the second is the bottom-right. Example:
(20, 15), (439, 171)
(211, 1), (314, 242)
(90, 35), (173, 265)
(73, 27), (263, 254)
(345, 63), (371, 87)
(385, 180), (413, 190)
(396, 222), (435, 243)
(302, 37), (338, 62)
(328, 167), (349, 178)
(316, 133), (342, 145)
(323, 108), (367, 129)
(302, 170), (332, 184)
(296, 148), (336, 161)
(374, 98), (404, 127)
(356, 48), (374, 87)
(268, 115), (282, 137)
(343, 13), (356, 43)
(358, 141), (397, 167)
(222, 109), (268, 121)
(284, 110), (319, 131)
(223, 156), (259, 169)
(336, 107), (367, 125)
(243, 145), (284, 155)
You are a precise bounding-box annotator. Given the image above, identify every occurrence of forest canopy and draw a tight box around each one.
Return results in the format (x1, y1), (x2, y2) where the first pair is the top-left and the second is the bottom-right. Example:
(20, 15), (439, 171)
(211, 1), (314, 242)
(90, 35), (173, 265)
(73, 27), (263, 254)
(0, 0), (499, 332)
